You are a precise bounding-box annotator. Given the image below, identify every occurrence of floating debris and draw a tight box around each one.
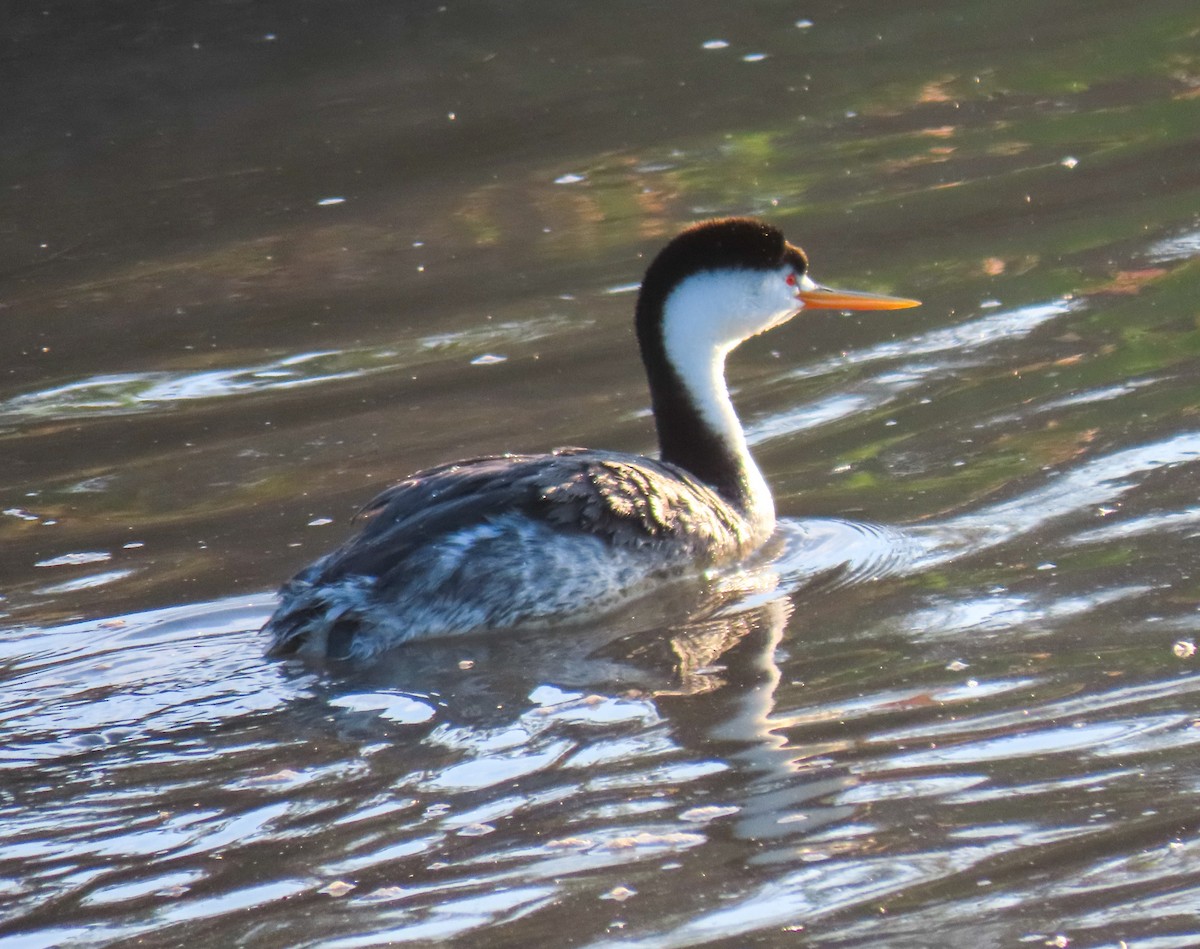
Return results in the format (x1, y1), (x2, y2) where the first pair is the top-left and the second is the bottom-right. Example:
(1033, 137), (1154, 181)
(679, 805), (740, 823)
(603, 831), (704, 851)
(545, 837), (592, 850)
(362, 886), (408, 902)
(244, 769), (303, 787)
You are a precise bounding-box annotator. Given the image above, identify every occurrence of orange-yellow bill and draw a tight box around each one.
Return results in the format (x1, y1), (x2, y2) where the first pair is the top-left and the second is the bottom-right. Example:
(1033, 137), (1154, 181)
(798, 286), (921, 311)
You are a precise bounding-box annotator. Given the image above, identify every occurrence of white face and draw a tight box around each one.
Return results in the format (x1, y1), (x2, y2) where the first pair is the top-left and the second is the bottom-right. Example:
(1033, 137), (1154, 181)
(662, 264), (808, 355)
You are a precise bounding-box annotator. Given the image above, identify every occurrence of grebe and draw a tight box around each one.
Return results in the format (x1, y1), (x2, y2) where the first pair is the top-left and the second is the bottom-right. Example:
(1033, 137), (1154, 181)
(264, 218), (919, 660)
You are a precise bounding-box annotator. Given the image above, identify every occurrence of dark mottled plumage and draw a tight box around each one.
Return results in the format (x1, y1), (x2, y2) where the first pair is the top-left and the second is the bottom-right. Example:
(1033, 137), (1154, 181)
(265, 449), (755, 658)
(331, 448), (749, 576)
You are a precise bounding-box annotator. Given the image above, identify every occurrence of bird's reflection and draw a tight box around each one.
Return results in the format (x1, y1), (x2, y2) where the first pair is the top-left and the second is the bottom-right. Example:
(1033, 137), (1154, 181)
(301, 570), (858, 859)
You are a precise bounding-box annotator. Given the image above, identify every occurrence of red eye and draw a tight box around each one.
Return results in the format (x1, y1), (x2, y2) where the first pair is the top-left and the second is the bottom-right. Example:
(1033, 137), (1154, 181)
(785, 273), (797, 286)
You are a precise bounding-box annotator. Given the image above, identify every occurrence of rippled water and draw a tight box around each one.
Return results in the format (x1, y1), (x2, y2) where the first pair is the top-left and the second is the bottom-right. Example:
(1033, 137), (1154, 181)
(4, 1), (1200, 946)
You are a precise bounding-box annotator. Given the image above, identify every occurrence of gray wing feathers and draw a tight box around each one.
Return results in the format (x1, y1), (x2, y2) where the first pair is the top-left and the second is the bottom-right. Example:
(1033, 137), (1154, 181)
(264, 448), (751, 656)
(304, 448), (747, 584)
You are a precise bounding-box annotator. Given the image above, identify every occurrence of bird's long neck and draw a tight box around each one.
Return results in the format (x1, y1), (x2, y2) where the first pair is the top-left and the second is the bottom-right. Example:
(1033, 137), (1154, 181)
(636, 288), (775, 534)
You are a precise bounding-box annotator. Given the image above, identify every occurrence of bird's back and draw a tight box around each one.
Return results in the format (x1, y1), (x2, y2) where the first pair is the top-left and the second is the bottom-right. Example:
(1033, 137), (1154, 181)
(263, 448), (756, 659)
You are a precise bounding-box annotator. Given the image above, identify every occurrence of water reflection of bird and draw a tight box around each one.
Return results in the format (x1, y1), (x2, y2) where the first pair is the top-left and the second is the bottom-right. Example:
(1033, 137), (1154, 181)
(263, 217), (919, 660)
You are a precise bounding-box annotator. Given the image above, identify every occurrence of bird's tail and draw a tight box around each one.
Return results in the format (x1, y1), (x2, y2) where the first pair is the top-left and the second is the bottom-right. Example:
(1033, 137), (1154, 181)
(261, 579), (363, 660)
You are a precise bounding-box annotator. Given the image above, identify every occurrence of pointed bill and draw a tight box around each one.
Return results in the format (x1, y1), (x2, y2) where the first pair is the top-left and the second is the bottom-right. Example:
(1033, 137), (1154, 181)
(798, 286), (921, 311)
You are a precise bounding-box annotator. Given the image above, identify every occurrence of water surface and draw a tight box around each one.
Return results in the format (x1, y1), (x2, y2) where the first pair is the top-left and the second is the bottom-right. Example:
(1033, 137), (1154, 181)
(4, 1), (1200, 946)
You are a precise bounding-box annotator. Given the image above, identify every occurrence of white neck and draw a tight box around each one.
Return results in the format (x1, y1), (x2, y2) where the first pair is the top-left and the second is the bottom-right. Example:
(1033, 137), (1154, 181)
(659, 268), (801, 534)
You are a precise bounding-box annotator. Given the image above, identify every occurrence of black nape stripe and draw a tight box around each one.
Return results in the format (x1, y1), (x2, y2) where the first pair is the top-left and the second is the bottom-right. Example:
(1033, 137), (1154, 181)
(635, 218), (805, 328)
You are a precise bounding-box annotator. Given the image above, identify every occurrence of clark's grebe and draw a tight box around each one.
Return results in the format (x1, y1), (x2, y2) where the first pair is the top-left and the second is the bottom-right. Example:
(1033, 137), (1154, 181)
(264, 218), (919, 659)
